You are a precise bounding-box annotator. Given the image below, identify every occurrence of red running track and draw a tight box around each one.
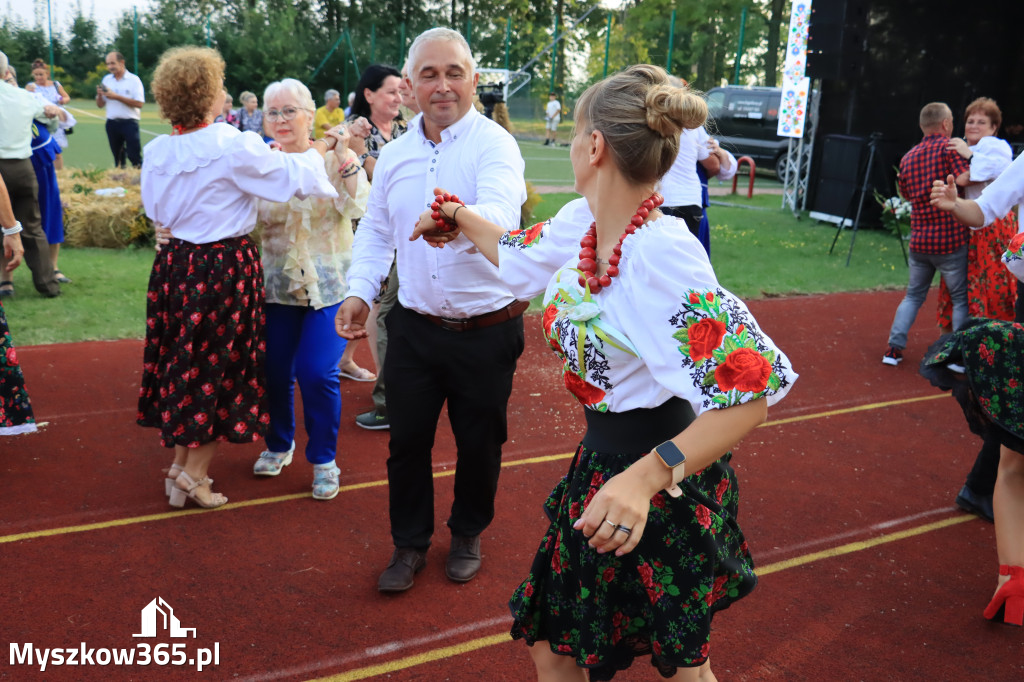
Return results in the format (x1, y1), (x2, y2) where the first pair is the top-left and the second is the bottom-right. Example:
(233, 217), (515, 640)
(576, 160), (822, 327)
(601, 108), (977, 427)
(1, 290), (1022, 681)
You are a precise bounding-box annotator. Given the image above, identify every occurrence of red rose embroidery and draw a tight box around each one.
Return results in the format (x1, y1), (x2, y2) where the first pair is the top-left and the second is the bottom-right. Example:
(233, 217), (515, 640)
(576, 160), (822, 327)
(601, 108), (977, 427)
(715, 347), (772, 392)
(715, 479), (729, 503)
(705, 292), (715, 303)
(651, 493), (666, 509)
(687, 318), (727, 362)
(563, 371), (606, 405)
(542, 304), (558, 336)
(689, 292), (700, 304)
(695, 504), (712, 529)
(5, 346), (16, 365)
(603, 567), (615, 583)
(523, 582), (534, 597)
(1010, 232), (1024, 252)
(638, 562), (655, 588)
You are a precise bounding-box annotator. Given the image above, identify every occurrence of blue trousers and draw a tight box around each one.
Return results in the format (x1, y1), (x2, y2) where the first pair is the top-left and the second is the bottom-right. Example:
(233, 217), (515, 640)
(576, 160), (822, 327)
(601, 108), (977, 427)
(264, 302), (347, 464)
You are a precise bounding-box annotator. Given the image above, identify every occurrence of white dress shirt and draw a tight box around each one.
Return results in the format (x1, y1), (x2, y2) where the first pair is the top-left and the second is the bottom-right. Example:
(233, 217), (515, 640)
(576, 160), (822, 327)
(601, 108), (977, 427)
(141, 123), (337, 244)
(0, 82), (47, 159)
(346, 107), (527, 318)
(101, 71), (145, 120)
(659, 126), (711, 207)
(977, 150), (1024, 228)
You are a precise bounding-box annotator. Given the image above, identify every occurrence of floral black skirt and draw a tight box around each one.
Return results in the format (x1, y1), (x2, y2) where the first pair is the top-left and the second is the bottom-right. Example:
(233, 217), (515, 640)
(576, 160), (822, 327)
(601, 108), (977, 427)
(920, 318), (1024, 455)
(0, 300), (36, 436)
(509, 444), (756, 680)
(137, 236), (268, 448)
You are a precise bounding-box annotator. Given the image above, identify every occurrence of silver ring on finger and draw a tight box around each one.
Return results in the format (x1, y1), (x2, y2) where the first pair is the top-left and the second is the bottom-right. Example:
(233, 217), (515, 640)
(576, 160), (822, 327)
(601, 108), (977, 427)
(604, 520), (618, 530)
(614, 524), (632, 536)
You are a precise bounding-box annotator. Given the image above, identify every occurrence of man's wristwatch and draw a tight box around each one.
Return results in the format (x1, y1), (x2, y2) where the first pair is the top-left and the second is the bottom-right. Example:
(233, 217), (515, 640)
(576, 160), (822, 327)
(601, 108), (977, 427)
(652, 440), (686, 498)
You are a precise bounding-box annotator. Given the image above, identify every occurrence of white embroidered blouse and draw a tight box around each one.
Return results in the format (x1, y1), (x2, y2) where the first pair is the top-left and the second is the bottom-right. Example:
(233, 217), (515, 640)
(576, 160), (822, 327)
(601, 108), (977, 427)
(141, 123), (337, 245)
(496, 198), (798, 415)
(257, 148), (370, 309)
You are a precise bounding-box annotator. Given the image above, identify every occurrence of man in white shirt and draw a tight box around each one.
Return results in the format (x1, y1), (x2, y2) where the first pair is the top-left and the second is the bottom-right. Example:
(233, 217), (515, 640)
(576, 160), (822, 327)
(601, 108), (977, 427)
(0, 50), (62, 298)
(544, 92), (561, 146)
(96, 52), (145, 168)
(337, 28), (527, 593)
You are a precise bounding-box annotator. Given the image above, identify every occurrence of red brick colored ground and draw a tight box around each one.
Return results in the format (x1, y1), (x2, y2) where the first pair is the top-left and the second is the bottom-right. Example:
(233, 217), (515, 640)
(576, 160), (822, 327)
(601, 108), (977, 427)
(1, 290), (1021, 681)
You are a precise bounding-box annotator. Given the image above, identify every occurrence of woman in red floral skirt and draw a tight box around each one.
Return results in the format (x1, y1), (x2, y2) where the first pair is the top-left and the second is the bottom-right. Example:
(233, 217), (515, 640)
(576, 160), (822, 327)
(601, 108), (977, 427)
(410, 65), (797, 681)
(936, 97), (1017, 331)
(138, 46), (342, 508)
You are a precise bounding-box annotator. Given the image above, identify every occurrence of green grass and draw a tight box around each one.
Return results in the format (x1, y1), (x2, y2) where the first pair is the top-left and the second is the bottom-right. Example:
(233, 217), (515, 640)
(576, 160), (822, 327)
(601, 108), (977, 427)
(60, 99), (170, 169)
(2, 247), (155, 345)
(529, 192), (909, 300)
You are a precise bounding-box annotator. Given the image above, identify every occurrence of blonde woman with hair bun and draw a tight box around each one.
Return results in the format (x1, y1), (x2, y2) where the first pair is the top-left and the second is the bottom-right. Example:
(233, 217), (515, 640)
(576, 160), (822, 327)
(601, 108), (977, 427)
(410, 64), (797, 681)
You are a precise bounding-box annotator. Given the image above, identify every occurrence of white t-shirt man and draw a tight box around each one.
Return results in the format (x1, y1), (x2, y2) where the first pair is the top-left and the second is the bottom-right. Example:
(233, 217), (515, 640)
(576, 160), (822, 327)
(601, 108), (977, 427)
(100, 70), (145, 120)
(545, 97), (561, 130)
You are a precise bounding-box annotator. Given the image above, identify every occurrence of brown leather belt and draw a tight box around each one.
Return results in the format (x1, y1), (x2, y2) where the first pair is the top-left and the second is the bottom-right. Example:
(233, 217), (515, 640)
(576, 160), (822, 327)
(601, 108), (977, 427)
(420, 300), (529, 332)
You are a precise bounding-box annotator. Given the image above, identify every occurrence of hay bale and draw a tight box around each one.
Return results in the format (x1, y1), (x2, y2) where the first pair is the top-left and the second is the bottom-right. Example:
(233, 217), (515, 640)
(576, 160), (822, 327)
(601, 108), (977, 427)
(57, 167), (152, 248)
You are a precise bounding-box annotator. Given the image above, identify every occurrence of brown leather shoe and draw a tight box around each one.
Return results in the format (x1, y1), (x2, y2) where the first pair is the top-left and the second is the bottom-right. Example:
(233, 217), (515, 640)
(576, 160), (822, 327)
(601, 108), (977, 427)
(378, 548), (427, 593)
(446, 535), (481, 582)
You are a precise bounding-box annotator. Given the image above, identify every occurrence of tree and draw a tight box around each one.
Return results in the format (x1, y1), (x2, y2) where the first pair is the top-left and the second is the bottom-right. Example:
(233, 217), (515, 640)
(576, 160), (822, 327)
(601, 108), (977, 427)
(64, 8), (104, 94)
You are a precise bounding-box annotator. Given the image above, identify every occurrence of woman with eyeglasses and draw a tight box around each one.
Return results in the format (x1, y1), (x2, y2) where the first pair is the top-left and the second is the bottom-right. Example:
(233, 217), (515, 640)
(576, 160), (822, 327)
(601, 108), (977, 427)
(138, 47), (343, 509)
(248, 78), (369, 500)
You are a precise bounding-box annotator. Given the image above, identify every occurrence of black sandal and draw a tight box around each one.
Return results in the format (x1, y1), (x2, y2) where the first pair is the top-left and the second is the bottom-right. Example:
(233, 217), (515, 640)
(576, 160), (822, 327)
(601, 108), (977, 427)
(53, 270), (72, 284)
(0, 281), (13, 299)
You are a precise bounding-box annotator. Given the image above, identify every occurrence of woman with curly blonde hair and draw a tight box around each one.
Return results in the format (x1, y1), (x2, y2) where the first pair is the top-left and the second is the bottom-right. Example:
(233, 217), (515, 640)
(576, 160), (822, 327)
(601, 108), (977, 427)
(409, 64), (797, 680)
(138, 46), (344, 509)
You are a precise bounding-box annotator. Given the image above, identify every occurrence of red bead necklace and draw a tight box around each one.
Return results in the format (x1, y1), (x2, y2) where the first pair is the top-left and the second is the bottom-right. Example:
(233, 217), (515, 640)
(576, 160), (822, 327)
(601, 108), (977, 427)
(431, 192), (466, 232)
(172, 121), (211, 135)
(577, 192), (663, 293)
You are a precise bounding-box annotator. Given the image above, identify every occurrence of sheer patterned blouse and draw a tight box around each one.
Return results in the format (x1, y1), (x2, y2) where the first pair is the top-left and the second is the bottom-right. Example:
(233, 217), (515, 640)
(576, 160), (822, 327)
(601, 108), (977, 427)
(258, 148), (370, 309)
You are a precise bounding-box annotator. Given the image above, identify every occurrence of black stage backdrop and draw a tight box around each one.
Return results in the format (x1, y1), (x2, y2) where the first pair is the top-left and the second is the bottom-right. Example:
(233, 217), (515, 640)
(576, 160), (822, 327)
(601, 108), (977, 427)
(806, 0), (1024, 221)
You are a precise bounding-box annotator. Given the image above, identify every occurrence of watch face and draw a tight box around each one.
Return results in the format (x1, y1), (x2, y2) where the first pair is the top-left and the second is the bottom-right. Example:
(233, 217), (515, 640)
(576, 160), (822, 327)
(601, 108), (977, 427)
(655, 442), (686, 468)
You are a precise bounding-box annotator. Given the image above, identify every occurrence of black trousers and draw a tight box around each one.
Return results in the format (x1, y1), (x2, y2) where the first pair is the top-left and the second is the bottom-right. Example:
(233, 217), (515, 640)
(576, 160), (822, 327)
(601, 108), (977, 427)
(965, 278), (1024, 496)
(0, 158), (59, 296)
(660, 204), (703, 238)
(383, 303), (525, 549)
(106, 119), (142, 168)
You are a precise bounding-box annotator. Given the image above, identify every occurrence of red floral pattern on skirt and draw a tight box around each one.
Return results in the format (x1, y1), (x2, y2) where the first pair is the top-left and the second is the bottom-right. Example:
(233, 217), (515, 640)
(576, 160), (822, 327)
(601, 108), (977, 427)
(137, 236), (268, 448)
(0, 300), (35, 431)
(937, 211), (1019, 329)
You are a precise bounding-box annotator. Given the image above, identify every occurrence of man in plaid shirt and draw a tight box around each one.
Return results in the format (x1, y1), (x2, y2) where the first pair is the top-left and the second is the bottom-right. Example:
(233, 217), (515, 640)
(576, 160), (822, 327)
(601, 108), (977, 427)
(882, 102), (971, 365)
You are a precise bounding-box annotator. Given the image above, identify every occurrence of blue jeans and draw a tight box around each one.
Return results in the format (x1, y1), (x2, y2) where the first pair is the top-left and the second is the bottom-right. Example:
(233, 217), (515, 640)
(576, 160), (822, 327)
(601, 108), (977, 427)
(887, 245), (968, 349)
(264, 302), (347, 464)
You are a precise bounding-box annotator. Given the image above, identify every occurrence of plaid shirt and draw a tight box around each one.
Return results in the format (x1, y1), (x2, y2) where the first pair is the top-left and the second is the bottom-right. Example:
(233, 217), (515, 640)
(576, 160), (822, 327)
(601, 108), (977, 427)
(898, 134), (970, 254)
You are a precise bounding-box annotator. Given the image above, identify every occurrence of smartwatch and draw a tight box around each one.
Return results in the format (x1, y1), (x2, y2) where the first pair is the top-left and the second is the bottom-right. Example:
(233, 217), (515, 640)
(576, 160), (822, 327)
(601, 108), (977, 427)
(652, 440), (686, 498)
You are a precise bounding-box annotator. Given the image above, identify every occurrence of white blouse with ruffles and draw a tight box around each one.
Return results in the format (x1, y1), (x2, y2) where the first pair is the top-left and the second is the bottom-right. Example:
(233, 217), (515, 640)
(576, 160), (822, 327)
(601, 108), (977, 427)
(257, 148), (370, 309)
(965, 135), (1013, 201)
(497, 198), (798, 415)
(141, 123), (337, 245)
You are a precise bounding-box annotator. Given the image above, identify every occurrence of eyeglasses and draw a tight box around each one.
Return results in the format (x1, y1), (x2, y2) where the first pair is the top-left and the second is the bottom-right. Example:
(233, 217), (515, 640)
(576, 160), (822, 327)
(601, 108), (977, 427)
(265, 106), (303, 122)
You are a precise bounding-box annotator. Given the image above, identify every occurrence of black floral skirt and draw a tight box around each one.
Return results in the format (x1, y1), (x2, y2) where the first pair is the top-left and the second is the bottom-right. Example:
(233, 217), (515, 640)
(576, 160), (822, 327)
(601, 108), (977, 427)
(509, 444), (756, 680)
(137, 236), (268, 448)
(0, 300), (36, 436)
(920, 318), (1024, 455)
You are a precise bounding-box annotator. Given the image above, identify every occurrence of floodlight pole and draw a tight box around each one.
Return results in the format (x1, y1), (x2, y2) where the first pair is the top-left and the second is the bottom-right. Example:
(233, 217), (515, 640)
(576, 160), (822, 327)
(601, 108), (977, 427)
(666, 9), (675, 72)
(133, 7), (139, 72)
(733, 6), (747, 84)
(603, 12), (611, 78)
(504, 17), (511, 72)
(47, 0), (54, 71)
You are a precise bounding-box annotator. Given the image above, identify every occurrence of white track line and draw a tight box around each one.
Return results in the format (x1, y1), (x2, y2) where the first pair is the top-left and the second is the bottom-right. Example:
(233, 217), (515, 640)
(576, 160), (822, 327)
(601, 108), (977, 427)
(65, 105), (164, 138)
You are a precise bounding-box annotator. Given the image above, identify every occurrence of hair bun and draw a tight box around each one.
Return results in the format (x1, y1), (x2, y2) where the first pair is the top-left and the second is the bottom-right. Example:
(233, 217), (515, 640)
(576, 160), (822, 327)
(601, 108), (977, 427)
(32, 58), (47, 69)
(645, 84), (708, 138)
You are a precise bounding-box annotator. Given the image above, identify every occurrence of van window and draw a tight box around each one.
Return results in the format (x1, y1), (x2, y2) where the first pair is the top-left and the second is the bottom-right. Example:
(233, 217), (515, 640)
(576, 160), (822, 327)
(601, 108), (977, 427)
(706, 90), (725, 117)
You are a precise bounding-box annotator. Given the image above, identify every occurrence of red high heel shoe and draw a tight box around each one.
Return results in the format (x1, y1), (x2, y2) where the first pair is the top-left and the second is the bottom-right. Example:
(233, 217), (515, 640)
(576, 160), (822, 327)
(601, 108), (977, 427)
(983, 565), (1024, 626)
